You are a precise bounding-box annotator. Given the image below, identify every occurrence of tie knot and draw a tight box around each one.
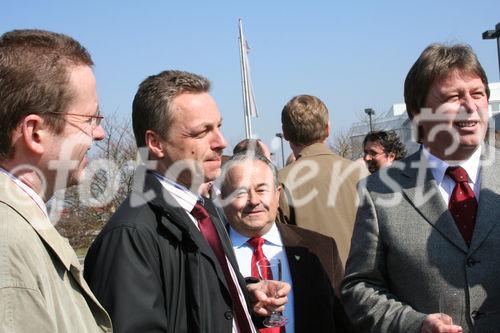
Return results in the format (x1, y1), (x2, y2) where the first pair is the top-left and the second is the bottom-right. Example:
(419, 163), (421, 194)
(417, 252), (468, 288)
(247, 237), (265, 250)
(191, 202), (209, 221)
(446, 166), (469, 183)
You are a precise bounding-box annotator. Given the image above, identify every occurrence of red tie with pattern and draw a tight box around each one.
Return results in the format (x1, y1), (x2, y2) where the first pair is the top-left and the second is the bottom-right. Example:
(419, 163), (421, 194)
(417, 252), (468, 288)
(247, 237), (283, 333)
(191, 202), (253, 333)
(446, 166), (477, 245)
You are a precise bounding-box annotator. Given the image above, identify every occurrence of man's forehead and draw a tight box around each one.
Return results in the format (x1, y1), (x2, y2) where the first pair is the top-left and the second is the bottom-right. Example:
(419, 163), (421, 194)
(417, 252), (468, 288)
(434, 70), (484, 90)
(227, 160), (274, 184)
(365, 140), (384, 150)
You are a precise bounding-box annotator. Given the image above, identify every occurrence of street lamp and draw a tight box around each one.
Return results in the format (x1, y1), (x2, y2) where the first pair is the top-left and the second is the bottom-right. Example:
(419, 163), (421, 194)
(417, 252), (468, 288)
(364, 108), (375, 132)
(482, 22), (500, 79)
(275, 133), (285, 168)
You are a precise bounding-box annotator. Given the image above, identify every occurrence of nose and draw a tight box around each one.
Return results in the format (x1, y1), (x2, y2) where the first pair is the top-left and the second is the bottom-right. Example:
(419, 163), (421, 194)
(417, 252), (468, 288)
(247, 189), (260, 206)
(462, 94), (477, 113)
(92, 124), (106, 141)
(213, 128), (227, 151)
(363, 153), (372, 162)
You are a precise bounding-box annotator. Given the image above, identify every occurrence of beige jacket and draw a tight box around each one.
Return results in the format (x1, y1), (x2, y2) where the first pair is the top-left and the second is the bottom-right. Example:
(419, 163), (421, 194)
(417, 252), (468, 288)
(278, 143), (368, 266)
(0, 172), (112, 332)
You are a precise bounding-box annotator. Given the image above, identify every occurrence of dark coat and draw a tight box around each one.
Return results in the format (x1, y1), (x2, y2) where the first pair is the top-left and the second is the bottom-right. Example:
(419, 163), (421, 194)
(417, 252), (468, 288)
(84, 171), (252, 333)
(276, 223), (351, 332)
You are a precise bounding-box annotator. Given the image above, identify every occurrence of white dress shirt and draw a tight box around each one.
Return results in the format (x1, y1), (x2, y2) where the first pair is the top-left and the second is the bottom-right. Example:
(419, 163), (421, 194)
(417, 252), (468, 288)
(152, 172), (256, 333)
(0, 167), (48, 218)
(422, 146), (481, 204)
(229, 223), (295, 333)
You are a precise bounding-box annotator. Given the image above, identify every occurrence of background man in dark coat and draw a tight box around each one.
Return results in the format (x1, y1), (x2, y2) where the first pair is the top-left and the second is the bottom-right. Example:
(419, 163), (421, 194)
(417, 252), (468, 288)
(84, 70), (289, 333)
(219, 153), (350, 332)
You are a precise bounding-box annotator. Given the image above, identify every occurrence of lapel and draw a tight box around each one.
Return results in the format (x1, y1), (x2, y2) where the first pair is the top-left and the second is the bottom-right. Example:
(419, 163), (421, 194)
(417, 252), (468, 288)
(204, 199), (243, 275)
(399, 151), (469, 253)
(0, 173), (106, 312)
(469, 146), (500, 254)
(138, 171), (231, 291)
(276, 223), (310, 324)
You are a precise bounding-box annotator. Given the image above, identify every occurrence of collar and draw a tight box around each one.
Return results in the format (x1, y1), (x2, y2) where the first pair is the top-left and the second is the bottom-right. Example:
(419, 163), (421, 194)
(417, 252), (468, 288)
(297, 142), (334, 159)
(151, 171), (202, 212)
(229, 222), (283, 248)
(0, 171), (79, 271)
(0, 167), (48, 217)
(422, 145), (481, 185)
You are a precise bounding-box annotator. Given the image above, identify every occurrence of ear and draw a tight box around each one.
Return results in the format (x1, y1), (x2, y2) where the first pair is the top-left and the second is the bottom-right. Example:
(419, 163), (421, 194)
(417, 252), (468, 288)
(387, 152), (396, 163)
(275, 184), (282, 197)
(145, 130), (165, 159)
(325, 121), (331, 138)
(20, 115), (46, 155)
(282, 130), (289, 141)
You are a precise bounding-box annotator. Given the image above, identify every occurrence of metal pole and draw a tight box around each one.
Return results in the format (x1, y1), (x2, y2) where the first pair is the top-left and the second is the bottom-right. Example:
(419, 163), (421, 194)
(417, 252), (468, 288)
(369, 114), (373, 132)
(276, 133), (285, 167)
(482, 23), (500, 80)
(280, 136), (285, 168)
(238, 19), (252, 139)
(496, 35), (500, 79)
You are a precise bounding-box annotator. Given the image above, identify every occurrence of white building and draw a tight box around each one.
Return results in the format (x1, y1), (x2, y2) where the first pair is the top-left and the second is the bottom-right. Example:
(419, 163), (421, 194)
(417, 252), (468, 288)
(349, 82), (500, 158)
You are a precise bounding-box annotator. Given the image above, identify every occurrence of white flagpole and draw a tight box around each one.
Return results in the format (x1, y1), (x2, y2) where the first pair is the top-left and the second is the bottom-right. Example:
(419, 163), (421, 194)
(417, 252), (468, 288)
(238, 18), (253, 139)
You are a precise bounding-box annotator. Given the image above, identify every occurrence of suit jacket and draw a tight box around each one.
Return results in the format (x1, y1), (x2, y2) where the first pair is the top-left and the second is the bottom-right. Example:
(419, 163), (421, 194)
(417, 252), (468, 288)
(276, 223), (350, 333)
(0, 172), (111, 332)
(84, 170), (254, 333)
(278, 143), (368, 266)
(341, 147), (500, 332)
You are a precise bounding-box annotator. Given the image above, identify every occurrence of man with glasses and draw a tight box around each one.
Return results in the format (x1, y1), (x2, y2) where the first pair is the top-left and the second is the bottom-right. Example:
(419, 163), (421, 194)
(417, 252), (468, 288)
(362, 130), (406, 174)
(0, 29), (111, 332)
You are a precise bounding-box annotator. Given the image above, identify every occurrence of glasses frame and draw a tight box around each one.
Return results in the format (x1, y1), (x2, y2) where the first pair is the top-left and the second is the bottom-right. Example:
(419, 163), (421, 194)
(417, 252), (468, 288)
(45, 111), (104, 129)
(363, 150), (387, 159)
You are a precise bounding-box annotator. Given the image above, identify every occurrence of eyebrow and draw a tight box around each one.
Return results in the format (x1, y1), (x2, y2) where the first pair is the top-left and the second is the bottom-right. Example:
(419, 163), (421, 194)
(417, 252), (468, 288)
(191, 118), (223, 131)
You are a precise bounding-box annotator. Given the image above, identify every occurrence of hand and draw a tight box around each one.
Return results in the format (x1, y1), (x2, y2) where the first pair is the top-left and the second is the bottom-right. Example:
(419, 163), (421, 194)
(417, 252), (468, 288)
(421, 313), (462, 333)
(247, 280), (290, 316)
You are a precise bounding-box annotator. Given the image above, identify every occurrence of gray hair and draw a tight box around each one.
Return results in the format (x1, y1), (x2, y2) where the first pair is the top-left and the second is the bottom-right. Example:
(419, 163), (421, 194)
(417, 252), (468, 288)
(219, 153), (279, 198)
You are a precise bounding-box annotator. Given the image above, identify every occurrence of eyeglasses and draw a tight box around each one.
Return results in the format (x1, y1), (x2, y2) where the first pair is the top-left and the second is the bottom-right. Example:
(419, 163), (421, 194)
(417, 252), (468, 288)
(46, 111), (104, 129)
(363, 151), (386, 158)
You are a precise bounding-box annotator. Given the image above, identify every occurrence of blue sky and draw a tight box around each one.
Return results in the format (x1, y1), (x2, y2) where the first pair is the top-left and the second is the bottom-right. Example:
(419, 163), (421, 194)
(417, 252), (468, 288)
(3, 1), (500, 164)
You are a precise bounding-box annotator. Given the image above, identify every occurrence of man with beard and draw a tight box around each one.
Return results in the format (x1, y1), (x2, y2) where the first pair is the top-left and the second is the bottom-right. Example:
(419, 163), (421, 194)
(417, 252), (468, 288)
(362, 130), (406, 174)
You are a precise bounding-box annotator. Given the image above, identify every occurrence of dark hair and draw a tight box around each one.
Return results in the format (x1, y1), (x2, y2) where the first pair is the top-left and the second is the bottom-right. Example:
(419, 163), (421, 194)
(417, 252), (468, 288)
(132, 70), (211, 147)
(0, 29), (93, 160)
(281, 94), (329, 145)
(404, 43), (490, 121)
(363, 130), (406, 160)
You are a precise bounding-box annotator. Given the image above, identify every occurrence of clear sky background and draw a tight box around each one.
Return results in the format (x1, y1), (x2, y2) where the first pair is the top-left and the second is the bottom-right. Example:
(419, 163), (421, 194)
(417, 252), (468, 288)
(3, 1), (500, 165)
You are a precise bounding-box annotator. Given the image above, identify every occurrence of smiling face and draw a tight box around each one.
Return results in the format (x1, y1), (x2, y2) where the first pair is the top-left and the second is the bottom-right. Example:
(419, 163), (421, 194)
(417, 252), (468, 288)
(418, 70), (489, 161)
(221, 159), (281, 238)
(159, 92), (227, 188)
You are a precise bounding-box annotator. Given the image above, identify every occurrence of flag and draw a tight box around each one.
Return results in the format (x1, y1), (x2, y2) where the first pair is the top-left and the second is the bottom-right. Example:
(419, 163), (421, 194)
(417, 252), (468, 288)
(239, 19), (258, 119)
(242, 39), (258, 118)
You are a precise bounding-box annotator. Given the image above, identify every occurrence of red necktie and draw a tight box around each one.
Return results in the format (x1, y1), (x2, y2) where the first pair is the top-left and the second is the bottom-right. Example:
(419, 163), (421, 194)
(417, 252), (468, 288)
(446, 166), (477, 245)
(247, 237), (282, 333)
(191, 202), (253, 333)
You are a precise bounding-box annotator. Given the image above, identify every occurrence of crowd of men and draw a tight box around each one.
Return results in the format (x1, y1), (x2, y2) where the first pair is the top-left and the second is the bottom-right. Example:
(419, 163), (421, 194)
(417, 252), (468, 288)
(1, 28), (499, 333)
